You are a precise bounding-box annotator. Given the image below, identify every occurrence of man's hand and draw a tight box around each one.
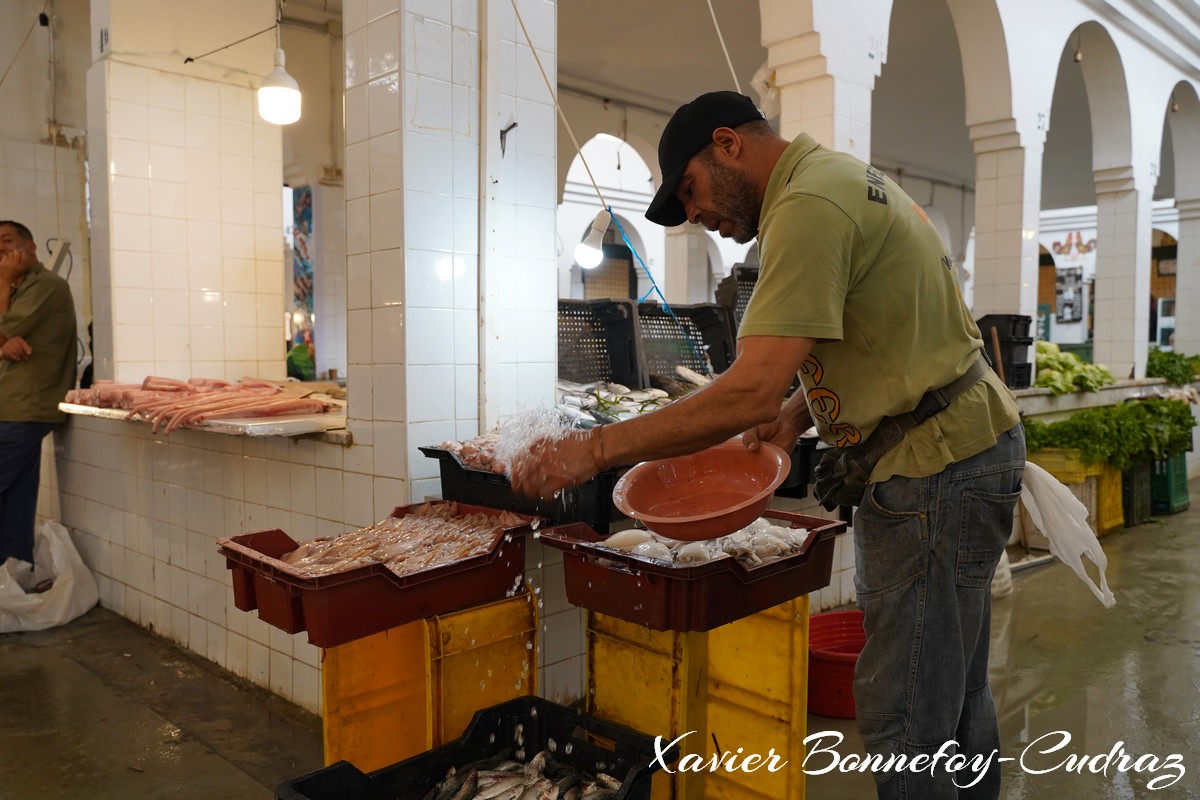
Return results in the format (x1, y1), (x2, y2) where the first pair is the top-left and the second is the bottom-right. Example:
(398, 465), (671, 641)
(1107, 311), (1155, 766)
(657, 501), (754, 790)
(0, 335), (32, 361)
(509, 432), (599, 500)
(0, 249), (24, 284)
(743, 415), (803, 454)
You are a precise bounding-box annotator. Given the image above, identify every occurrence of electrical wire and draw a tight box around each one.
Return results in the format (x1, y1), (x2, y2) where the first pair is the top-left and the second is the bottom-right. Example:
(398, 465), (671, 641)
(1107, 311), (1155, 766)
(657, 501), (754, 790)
(0, 18), (37, 92)
(508, 0), (607, 209)
(706, 0), (742, 94)
(509, 0), (713, 376)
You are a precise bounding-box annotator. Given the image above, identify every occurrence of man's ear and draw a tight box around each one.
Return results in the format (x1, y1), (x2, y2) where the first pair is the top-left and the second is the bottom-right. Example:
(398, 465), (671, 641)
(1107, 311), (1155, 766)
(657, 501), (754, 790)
(711, 127), (741, 159)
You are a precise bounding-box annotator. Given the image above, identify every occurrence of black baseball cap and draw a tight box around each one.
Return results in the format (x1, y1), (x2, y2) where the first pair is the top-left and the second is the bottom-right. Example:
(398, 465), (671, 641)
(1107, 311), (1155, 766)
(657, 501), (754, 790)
(645, 91), (765, 227)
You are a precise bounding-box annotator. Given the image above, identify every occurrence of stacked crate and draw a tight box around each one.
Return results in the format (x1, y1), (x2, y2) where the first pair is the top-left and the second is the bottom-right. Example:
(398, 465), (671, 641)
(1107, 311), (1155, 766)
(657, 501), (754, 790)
(975, 314), (1034, 389)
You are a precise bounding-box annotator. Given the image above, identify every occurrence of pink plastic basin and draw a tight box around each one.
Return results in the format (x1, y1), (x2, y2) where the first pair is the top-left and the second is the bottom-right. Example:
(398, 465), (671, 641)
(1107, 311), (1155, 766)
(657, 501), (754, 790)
(612, 439), (789, 541)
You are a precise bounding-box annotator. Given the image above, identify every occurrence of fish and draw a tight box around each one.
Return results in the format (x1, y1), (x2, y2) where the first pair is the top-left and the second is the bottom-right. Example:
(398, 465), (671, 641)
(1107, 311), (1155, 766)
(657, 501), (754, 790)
(675, 365), (713, 386)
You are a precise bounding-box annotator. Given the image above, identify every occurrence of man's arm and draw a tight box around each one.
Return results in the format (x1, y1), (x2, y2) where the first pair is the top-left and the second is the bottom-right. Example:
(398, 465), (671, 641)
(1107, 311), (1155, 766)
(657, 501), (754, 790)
(510, 335), (815, 499)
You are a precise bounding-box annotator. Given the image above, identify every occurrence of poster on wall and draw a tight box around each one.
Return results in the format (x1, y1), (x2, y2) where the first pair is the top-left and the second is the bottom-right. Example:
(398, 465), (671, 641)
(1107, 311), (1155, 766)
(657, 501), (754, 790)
(1056, 266), (1083, 324)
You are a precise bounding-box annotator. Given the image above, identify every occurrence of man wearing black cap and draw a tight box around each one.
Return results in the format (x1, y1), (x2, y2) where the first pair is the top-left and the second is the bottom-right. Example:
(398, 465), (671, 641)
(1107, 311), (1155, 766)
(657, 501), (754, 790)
(513, 91), (1022, 799)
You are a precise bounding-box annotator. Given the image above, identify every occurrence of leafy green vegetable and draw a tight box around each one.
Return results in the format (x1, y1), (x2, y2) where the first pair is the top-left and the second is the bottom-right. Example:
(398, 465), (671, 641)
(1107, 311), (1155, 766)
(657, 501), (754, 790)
(1033, 342), (1116, 395)
(1146, 347), (1200, 387)
(1023, 397), (1197, 471)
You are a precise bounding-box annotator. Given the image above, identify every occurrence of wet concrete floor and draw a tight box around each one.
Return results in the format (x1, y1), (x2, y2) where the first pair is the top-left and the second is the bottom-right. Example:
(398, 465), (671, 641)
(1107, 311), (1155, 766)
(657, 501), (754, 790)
(807, 480), (1200, 799)
(0, 608), (322, 799)
(3, 483), (1199, 799)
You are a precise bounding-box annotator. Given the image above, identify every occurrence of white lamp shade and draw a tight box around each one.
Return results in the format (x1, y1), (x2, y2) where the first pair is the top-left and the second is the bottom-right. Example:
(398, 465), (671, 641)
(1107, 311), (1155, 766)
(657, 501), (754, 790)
(258, 48), (301, 125)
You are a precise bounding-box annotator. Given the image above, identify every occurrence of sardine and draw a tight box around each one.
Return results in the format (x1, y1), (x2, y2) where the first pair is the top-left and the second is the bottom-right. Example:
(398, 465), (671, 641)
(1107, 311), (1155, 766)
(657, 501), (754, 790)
(675, 365), (712, 386)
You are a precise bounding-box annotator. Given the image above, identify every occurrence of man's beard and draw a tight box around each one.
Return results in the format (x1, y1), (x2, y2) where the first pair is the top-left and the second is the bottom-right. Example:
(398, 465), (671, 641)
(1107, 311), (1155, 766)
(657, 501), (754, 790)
(699, 151), (760, 243)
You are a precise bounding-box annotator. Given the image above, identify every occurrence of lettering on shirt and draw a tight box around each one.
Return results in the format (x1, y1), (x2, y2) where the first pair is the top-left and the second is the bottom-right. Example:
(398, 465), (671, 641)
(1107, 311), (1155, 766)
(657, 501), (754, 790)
(803, 354), (863, 447)
(866, 165), (888, 206)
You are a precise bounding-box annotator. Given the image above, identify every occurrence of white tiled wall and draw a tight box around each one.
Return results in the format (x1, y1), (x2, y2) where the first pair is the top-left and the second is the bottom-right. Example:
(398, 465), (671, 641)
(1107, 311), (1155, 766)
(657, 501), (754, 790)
(0, 135), (88, 360)
(38, 416), (347, 713)
(88, 60), (286, 384)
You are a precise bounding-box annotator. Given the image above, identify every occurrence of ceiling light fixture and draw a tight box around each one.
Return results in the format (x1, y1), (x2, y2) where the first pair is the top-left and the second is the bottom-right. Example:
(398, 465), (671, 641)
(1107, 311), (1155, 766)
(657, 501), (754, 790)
(1073, 35), (1083, 63)
(258, 1), (301, 125)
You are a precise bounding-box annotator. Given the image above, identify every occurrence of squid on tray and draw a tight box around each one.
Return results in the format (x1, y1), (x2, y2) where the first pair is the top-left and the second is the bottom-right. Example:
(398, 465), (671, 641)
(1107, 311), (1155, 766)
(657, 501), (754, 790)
(595, 517), (809, 568)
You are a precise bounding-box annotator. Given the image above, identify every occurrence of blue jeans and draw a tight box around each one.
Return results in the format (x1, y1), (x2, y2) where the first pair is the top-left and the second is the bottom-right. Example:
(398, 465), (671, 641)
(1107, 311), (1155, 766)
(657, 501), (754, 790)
(852, 424), (1025, 799)
(0, 421), (55, 564)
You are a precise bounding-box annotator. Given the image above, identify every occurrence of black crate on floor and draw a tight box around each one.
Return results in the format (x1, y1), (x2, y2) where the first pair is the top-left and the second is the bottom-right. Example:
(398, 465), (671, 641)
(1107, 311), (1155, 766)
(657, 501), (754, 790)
(1123, 460), (1153, 527)
(637, 301), (736, 376)
(276, 696), (674, 800)
(558, 298), (645, 388)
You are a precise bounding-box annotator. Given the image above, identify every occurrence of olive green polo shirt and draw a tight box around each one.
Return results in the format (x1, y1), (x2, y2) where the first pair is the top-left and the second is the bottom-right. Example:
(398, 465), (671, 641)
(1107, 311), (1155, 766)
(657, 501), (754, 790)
(0, 263), (78, 423)
(738, 134), (1019, 481)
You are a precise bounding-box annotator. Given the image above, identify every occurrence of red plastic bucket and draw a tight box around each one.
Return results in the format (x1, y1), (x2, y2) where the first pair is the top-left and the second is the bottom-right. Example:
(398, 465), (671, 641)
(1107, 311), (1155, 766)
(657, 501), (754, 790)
(808, 610), (865, 718)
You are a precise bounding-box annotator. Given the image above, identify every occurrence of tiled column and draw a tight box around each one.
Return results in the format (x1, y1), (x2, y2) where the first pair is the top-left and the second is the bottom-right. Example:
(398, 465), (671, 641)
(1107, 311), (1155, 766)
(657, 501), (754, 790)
(968, 122), (1041, 319)
(1172, 197), (1200, 355)
(663, 224), (710, 304)
(1092, 167), (1153, 378)
(761, 0), (886, 156)
(86, 0), (284, 383)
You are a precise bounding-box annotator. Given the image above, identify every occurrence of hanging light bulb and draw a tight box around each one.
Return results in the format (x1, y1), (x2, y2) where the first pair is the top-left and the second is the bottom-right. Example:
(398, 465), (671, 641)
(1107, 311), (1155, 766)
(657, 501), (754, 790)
(574, 209), (611, 270)
(258, 46), (301, 125)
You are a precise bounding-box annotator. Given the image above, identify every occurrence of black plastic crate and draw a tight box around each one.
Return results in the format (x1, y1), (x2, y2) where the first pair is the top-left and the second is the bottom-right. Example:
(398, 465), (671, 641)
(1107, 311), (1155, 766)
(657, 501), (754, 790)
(558, 298), (645, 388)
(1005, 362), (1033, 390)
(976, 313), (1032, 341)
(1123, 460), (1153, 527)
(714, 264), (759, 335)
(776, 435), (819, 499)
(421, 446), (624, 533)
(992, 336), (1033, 366)
(637, 301), (736, 376)
(276, 696), (676, 800)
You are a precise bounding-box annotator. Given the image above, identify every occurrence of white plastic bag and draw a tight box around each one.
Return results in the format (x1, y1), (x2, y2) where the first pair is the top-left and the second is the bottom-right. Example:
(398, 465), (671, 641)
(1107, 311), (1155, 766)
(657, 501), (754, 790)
(0, 520), (99, 632)
(1020, 462), (1116, 608)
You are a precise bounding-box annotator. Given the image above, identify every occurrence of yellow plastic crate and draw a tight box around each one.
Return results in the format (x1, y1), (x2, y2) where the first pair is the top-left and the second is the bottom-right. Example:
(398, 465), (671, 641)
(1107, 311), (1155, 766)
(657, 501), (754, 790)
(587, 597), (811, 800)
(1028, 448), (1106, 484)
(322, 592), (536, 772)
(1096, 466), (1124, 537)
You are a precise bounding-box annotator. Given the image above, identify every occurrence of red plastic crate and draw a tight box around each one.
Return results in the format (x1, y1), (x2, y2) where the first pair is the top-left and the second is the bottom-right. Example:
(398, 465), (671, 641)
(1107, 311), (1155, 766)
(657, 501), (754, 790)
(217, 502), (539, 648)
(537, 509), (848, 632)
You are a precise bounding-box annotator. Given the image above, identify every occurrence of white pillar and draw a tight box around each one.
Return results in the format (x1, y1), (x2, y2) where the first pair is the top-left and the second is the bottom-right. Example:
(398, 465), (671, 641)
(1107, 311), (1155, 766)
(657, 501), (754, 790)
(663, 225), (709, 304)
(968, 122), (1041, 319)
(1173, 197), (1200, 355)
(1092, 167), (1152, 378)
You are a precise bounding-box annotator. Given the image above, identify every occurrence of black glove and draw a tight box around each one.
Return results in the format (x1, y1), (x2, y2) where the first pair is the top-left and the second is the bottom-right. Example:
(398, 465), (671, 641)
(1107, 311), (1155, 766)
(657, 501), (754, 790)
(812, 447), (872, 511)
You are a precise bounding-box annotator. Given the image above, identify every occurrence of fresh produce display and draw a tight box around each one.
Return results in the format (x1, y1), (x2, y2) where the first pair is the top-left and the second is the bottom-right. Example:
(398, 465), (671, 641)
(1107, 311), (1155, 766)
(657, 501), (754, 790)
(1146, 346), (1200, 386)
(1033, 341), (1116, 394)
(1023, 396), (1197, 471)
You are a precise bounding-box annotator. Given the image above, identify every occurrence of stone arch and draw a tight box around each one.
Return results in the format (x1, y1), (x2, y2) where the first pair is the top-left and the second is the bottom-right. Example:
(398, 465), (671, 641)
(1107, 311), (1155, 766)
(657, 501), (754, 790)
(1167, 81), (1200, 202)
(944, 0), (1014, 127)
(1069, 22), (1132, 176)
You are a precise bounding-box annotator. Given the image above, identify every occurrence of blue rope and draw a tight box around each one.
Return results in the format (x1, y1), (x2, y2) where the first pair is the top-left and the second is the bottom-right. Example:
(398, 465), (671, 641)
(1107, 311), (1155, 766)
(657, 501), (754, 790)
(607, 208), (713, 378)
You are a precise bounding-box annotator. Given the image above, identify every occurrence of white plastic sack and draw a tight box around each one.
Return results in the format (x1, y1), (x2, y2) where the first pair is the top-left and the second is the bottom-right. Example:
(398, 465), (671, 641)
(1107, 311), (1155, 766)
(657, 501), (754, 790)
(1020, 462), (1117, 608)
(0, 520), (99, 632)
